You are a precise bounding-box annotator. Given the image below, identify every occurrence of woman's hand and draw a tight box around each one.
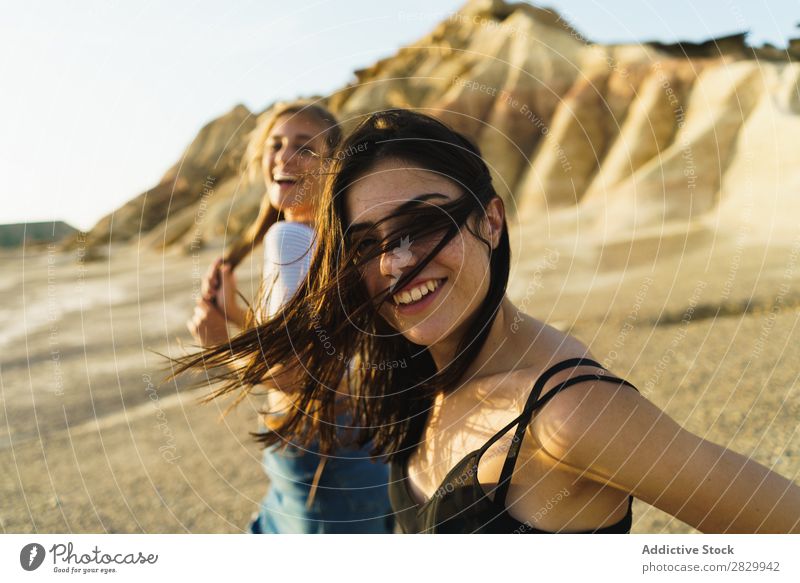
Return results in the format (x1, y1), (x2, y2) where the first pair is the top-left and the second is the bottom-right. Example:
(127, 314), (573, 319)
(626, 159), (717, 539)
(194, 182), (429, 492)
(531, 379), (800, 533)
(187, 298), (230, 347)
(201, 258), (247, 328)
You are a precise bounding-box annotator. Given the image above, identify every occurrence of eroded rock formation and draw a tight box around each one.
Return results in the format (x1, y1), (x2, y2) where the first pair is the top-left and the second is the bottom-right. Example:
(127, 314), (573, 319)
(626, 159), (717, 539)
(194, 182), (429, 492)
(83, 0), (800, 255)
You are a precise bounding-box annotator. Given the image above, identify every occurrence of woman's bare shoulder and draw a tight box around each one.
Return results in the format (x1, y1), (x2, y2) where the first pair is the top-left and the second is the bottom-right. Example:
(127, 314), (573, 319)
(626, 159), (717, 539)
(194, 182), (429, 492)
(512, 318), (597, 378)
(506, 314), (641, 423)
(522, 335), (646, 471)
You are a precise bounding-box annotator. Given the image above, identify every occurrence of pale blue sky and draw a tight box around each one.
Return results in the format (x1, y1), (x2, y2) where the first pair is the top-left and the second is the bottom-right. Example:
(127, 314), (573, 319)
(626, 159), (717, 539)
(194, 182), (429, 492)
(2, 0), (798, 230)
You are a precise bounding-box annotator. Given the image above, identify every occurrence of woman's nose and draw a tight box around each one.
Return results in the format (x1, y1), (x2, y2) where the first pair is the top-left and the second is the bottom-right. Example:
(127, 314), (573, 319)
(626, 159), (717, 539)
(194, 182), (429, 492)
(275, 145), (293, 167)
(379, 236), (416, 282)
(276, 144), (305, 171)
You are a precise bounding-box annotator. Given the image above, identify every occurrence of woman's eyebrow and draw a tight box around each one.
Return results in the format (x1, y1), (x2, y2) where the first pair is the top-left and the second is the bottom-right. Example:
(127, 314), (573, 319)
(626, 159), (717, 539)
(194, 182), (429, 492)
(348, 193), (449, 234)
(269, 133), (315, 142)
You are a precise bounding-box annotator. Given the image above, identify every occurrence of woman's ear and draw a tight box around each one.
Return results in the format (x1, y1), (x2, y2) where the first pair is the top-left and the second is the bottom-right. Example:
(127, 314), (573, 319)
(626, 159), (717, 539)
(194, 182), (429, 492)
(484, 196), (505, 250)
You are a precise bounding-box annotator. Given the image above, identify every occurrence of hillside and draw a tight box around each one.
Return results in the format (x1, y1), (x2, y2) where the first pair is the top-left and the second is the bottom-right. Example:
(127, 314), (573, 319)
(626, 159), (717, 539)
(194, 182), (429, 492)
(0, 221), (78, 248)
(82, 0), (800, 257)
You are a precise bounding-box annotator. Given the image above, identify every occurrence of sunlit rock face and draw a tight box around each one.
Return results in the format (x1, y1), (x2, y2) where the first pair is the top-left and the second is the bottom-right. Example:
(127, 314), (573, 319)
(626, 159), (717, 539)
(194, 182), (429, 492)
(84, 0), (800, 254)
(83, 104), (261, 252)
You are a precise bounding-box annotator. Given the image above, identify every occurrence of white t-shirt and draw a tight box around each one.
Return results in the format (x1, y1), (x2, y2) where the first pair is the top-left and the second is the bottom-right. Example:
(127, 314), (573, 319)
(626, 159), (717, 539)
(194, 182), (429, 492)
(259, 220), (316, 418)
(262, 221), (315, 318)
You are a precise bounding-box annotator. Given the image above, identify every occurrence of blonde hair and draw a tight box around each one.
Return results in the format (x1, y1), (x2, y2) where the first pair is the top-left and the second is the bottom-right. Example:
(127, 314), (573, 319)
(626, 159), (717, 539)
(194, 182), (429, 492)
(243, 99), (341, 183)
(224, 100), (340, 268)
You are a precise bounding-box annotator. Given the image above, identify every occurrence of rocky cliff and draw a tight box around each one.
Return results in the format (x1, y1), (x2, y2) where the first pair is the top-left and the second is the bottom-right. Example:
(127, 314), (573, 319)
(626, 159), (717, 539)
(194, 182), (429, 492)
(84, 0), (800, 257)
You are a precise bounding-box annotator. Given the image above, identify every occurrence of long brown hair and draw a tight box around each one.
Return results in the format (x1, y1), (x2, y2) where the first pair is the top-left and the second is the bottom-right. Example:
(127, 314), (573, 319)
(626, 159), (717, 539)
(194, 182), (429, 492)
(222, 100), (342, 268)
(174, 110), (511, 459)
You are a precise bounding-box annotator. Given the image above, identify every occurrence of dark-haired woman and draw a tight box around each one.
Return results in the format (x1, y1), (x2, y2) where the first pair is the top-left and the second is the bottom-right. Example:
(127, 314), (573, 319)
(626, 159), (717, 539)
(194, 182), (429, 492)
(181, 109), (800, 533)
(187, 101), (393, 534)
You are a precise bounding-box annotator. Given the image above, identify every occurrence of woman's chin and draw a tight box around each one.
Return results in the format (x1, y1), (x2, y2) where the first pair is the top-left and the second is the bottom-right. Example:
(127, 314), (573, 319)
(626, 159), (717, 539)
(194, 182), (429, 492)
(268, 183), (301, 209)
(396, 322), (450, 349)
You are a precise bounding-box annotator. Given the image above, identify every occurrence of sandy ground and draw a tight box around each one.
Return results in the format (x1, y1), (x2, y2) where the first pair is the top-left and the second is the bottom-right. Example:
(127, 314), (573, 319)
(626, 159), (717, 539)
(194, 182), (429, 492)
(2, 222), (799, 533)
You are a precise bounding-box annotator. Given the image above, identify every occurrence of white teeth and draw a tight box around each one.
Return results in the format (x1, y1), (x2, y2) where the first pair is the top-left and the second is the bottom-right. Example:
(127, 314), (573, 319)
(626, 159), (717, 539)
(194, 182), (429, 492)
(393, 279), (442, 306)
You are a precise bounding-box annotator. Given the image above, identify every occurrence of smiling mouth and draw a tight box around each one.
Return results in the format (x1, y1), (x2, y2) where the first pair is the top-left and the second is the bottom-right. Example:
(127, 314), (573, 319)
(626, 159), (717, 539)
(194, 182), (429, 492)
(392, 278), (446, 306)
(273, 173), (298, 186)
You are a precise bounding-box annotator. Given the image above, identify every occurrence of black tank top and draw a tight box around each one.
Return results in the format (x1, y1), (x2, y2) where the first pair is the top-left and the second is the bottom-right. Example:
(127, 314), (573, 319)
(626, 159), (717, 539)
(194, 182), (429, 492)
(389, 357), (639, 533)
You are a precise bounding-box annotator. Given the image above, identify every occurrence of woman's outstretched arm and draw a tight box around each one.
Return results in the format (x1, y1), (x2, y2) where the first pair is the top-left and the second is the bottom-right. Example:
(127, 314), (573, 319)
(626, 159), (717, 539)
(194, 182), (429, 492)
(531, 379), (800, 533)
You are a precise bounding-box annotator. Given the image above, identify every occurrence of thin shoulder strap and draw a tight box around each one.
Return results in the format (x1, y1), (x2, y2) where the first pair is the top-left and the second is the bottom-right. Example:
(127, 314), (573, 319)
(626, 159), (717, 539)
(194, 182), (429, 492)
(491, 358), (638, 506)
(475, 358), (603, 460)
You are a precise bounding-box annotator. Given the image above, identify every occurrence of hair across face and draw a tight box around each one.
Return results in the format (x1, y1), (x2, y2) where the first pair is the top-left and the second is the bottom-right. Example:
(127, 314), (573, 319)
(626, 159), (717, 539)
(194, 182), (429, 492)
(307, 109), (512, 454)
(344, 157), (503, 350)
(325, 110), (510, 339)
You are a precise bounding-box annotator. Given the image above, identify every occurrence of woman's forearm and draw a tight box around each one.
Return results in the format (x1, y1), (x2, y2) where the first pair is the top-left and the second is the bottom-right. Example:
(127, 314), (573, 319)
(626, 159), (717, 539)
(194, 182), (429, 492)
(536, 382), (800, 533)
(683, 443), (800, 533)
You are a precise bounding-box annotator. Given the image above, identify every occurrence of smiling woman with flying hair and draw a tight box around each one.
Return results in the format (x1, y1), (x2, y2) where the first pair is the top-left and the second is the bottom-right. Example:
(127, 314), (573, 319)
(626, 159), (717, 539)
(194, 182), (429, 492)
(176, 109), (800, 534)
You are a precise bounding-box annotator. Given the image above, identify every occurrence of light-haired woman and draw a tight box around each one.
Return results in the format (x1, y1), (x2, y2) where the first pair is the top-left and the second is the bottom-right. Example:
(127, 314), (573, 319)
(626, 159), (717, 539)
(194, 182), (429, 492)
(187, 101), (393, 534)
